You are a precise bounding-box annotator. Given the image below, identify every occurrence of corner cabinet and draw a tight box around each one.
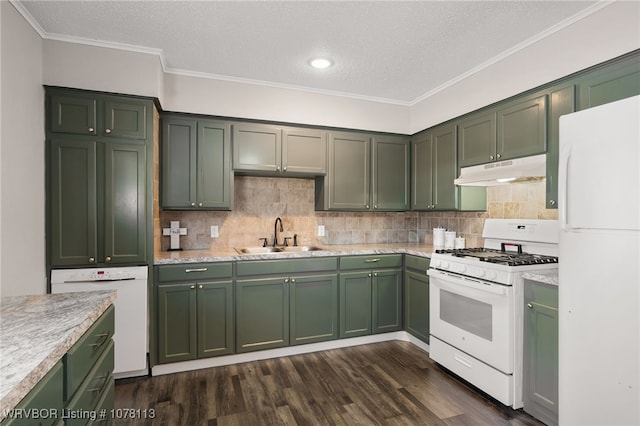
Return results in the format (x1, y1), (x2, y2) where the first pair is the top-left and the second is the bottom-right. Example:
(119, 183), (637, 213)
(339, 255), (403, 338)
(523, 280), (559, 426)
(458, 94), (547, 167)
(161, 115), (233, 210)
(316, 132), (409, 211)
(232, 123), (327, 176)
(404, 255), (430, 343)
(156, 263), (234, 364)
(47, 88), (153, 267)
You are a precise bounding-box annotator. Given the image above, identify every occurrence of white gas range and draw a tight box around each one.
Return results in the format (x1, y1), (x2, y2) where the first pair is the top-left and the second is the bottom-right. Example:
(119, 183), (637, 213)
(428, 219), (558, 409)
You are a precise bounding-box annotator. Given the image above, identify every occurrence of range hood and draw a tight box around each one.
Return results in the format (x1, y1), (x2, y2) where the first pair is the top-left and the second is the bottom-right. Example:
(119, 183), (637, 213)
(454, 154), (546, 186)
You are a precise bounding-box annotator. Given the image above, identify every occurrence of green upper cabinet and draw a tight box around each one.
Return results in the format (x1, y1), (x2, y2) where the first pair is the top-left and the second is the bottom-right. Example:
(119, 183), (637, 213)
(232, 123), (327, 175)
(50, 92), (147, 141)
(372, 135), (410, 211)
(161, 115), (233, 210)
(576, 52), (640, 110)
(316, 131), (409, 211)
(458, 95), (547, 167)
(47, 88), (153, 268)
(411, 124), (456, 210)
(546, 85), (575, 209)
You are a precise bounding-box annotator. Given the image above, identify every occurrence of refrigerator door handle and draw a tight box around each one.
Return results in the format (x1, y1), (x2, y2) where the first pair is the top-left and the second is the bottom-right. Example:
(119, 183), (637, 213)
(559, 144), (572, 231)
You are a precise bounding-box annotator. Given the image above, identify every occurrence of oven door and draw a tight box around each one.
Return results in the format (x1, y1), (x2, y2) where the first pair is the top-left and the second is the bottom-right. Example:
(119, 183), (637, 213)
(428, 268), (513, 374)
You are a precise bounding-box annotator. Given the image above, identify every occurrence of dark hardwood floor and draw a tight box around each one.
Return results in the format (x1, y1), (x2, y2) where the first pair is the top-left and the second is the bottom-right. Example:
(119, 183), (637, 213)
(115, 341), (544, 426)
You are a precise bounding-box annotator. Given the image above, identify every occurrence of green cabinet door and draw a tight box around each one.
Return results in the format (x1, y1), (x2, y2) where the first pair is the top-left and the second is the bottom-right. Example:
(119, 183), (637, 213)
(282, 128), (327, 175)
(457, 111), (496, 167)
(372, 135), (410, 211)
(546, 85), (575, 209)
(197, 281), (234, 358)
(197, 120), (233, 209)
(324, 132), (371, 210)
(404, 269), (430, 343)
(411, 130), (433, 210)
(50, 94), (97, 136)
(290, 274), (338, 345)
(372, 269), (403, 333)
(432, 124), (458, 210)
(523, 281), (559, 426)
(103, 143), (146, 265)
(157, 284), (198, 363)
(497, 94), (547, 161)
(232, 123), (281, 172)
(236, 277), (290, 353)
(103, 98), (147, 140)
(49, 139), (98, 266)
(577, 54), (640, 110)
(161, 117), (197, 208)
(339, 271), (372, 338)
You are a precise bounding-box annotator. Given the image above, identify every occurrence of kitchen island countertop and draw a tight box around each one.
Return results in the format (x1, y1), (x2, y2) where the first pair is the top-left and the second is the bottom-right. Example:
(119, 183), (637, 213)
(0, 290), (116, 418)
(154, 243), (435, 264)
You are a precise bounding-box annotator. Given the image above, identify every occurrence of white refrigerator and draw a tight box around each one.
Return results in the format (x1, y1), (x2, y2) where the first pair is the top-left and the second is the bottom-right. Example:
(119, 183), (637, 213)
(558, 95), (640, 425)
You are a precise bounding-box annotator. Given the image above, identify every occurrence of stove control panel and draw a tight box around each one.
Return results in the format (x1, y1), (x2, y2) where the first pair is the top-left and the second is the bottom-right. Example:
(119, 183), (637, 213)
(431, 258), (512, 285)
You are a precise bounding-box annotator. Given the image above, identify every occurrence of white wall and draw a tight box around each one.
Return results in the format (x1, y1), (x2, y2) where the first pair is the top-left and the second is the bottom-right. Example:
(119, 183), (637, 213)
(409, 1), (640, 133)
(0, 1), (45, 296)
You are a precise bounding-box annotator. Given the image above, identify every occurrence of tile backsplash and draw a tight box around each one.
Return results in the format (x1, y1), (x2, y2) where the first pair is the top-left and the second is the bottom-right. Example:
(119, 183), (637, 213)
(158, 176), (558, 251)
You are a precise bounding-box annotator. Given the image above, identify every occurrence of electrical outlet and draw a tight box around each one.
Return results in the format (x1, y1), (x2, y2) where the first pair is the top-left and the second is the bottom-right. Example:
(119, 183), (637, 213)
(317, 225), (325, 237)
(210, 226), (219, 238)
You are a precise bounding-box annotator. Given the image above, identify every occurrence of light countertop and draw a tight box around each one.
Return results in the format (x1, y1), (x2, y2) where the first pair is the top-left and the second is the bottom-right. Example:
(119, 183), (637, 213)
(154, 243), (435, 265)
(523, 270), (559, 286)
(0, 291), (116, 418)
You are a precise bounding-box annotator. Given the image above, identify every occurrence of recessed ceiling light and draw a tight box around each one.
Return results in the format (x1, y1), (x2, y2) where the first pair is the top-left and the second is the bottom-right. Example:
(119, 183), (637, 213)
(309, 57), (333, 69)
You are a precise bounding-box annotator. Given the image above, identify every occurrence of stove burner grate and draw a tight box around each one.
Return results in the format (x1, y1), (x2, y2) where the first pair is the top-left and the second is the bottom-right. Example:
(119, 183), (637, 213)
(435, 248), (558, 266)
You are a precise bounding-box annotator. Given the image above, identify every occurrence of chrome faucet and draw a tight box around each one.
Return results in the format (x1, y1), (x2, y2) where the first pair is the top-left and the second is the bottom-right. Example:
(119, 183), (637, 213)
(273, 217), (284, 247)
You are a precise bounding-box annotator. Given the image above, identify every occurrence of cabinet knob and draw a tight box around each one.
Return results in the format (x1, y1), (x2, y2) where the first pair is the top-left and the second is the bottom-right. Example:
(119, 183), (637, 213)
(374, 205), (378, 209)
(291, 278), (295, 283)
(284, 278), (289, 283)
(549, 200), (557, 206)
(489, 155), (494, 160)
(276, 166), (281, 172)
(191, 202), (196, 207)
(105, 256), (112, 263)
(198, 284), (203, 289)
(368, 273), (372, 277)
(374, 272), (378, 277)
(283, 167), (287, 172)
(105, 128), (112, 134)
(88, 127), (95, 133)
(190, 285), (195, 290)
(88, 257), (96, 264)
(366, 205), (370, 209)
(527, 303), (533, 309)
(496, 153), (501, 159)
(198, 202), (203, 207)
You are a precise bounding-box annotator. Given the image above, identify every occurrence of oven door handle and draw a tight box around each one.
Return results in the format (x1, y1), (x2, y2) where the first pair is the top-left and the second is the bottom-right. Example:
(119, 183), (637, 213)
(427, 269), (507, 296)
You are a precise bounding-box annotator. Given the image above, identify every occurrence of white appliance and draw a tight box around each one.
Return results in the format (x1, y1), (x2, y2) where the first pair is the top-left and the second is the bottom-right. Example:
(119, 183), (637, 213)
(454, 153), (546, 186)
(428, 219), (559, 408)
(558, 95), (639, 425)
(51, 266), (149, 379)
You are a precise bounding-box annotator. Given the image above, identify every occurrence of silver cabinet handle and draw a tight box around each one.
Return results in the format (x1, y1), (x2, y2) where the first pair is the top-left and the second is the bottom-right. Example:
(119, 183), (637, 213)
(191, 202), (196, 207)
(283, 167), (287, 172)
(88, 257), (96, 264)
(291, 278), (295, 283)
(374, 272), (378, 277)
(190, 285), (195, 289)
(198, 202), (203, 207)
(185, 268), (207, 273)
(284, 278), (289, 283)
(105, 128), (112, 134)
(550, 200), (557, 206)
(105, 256), (112, 263)
(198, 284), (203, 289)
(368, 273), (372, 277)
(527, 303), (533, 309)
(88, 127), (95, 133)
(365, 258), (381, 263)
(374, 205), (378, 209)
(276, 166), (281, 172)
(366, 205), (370, 209)
(489, 155), (494, 160)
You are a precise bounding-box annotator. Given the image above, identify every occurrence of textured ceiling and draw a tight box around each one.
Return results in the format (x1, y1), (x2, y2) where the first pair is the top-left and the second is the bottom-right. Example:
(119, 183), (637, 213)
(18, 0), (600, 104)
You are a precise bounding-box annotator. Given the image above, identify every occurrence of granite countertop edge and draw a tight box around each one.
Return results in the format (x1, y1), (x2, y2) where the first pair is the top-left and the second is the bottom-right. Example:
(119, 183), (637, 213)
(154, 243), (436, 264)
(523, 270), (559, 286)
(0, 291), (116, 418)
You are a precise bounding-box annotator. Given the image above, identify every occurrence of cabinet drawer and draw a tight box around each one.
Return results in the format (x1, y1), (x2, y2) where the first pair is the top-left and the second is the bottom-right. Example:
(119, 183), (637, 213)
(65, 341), (114, 422)
(64, 306), (114, 400)
(236, 257), (337, 277)
(405, 255), (430, 272)
(340, 254), (403, 270)
(157, 263), (232, 282)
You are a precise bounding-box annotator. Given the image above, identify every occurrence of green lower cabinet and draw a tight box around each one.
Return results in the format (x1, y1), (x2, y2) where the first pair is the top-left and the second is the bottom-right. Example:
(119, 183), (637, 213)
(404, 257), (430, 343)
(290, 274), (339, 345)
(339, 268), (402, 338)
(236, 277), (290, 353)
(157, 280), (234, 364)
(523, 280), (559, 426)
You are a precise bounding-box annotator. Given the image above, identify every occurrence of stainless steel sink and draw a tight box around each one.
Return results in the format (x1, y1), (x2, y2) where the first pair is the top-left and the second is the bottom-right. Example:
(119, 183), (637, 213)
(235, 247), (283, 254)
(280, 246), (323, 252)
(235, 246), (323, 254)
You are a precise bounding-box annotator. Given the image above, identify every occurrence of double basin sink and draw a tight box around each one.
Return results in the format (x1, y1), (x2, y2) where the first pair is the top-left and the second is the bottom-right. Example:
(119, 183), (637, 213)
(235, 246), (323, 255)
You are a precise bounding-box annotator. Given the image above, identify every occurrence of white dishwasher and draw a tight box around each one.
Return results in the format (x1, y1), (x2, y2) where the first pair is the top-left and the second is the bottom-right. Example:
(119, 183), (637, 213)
(51, 266), (148, 379)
